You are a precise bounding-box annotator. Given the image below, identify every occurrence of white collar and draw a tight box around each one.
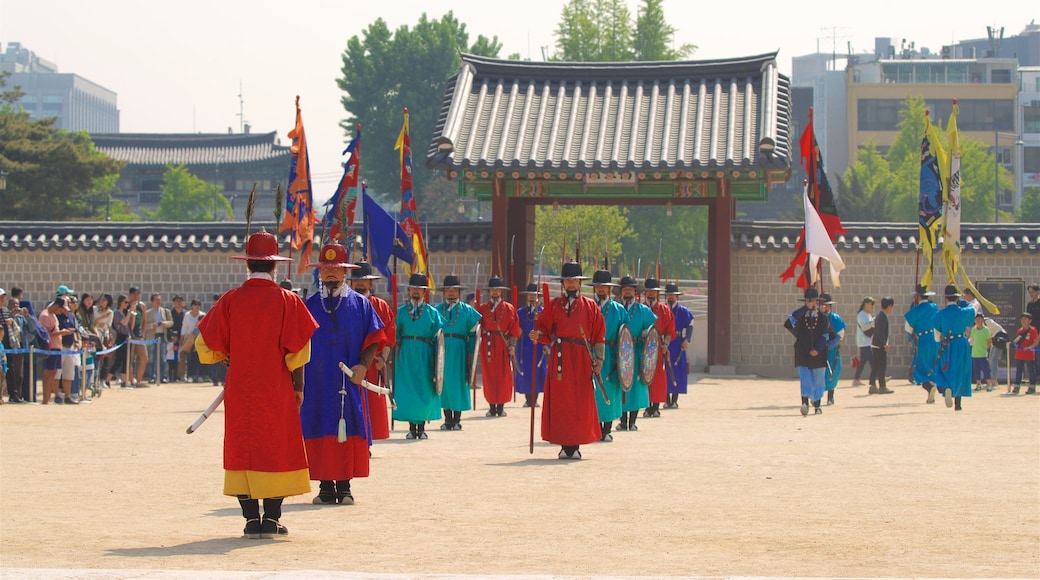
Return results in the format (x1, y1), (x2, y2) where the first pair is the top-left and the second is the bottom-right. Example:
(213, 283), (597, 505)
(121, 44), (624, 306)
(320, 284), (350, 299)
(248, 272), (274, 282)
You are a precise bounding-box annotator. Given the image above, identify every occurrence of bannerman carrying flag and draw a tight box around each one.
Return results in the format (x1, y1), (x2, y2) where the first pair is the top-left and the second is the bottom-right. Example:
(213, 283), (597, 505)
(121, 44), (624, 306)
(917, 111), (944, 290)
(324, 124), (362, 243)
(936, 100), (998, 313)
(279, 96), (318, 274)
(781, 108), (846, 288)
(395, 107), (433, 290)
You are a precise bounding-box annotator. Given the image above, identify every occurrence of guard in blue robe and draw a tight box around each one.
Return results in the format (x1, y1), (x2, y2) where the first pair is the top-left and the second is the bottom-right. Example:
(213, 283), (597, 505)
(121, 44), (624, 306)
(784, 288), (833, 416)
(820, 292), (845, 404)
(514, 284), (547, 407)
(905, 285), (940, 402)
(934, 285), (976, 410)
(392, 273), (446, 439)
(663, 283), (694, 407)
(588, 271), (628, 441)
(301, 243), (386, 506)
(434, 274), (481, 430)
(616, 276), (656, 431)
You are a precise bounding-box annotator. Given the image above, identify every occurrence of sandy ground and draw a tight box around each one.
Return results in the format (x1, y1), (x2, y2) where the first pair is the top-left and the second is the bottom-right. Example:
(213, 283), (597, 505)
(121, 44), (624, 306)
(1, 375), (1038, 579)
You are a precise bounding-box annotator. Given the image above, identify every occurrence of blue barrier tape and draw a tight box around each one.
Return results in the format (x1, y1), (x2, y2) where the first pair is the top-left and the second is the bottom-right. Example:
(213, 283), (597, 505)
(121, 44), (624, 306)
(128, 338), (161, 346)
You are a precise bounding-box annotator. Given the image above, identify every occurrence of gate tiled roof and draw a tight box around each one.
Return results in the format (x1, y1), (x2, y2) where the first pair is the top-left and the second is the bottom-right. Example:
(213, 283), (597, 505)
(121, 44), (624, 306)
(91, 132), (290, 166)
(426, 53), (791, 173)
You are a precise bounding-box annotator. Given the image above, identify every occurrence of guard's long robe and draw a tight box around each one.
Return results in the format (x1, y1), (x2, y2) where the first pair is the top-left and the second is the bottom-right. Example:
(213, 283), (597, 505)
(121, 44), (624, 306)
(301, 289), (385, 481)
(667, 303), (694, 394)
(514, 305), (546, 396)
(435, 301), (481, 412)
(535, 294), (604, 446)
(621, 301), (657, 412)
(905, 301), (940, 386)
(824, 311), (846, 391)
(648, 301), (675, 404)
(596, 298), (628, 422)
(934, 300), (976, 398)
(195, 276), (318, 499)
(478, 300), (521, 405)
(392, 303), (445, 423)
(364, 295), (395, 440)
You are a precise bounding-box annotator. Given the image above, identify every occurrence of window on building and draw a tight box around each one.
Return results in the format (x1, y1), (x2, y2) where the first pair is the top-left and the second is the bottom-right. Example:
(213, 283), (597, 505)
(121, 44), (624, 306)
(1025, 105), (1040, 134)
(857, 99), (903, 131)
(1024, 146), (1040, 173)
(990, 69), (1011, 83)
(141, 179), (161, 191)
(140, 191), (161, 204)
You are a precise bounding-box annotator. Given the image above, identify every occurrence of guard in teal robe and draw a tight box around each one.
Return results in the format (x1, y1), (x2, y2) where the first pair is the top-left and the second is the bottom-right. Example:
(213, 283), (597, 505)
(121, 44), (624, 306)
(588, 270), (628, 441)
(820, 293), (845, 403)
(392, 274), (446, 439)
(434, 275), (481, 430)
(616, 276), (656, 431)
(905, 286), (940, 401)
(934, 285), (976, 410)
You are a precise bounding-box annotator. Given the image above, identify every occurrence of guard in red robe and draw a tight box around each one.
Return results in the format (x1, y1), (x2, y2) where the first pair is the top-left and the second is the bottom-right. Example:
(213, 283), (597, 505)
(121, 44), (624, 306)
(643, 278), (674, 417)
(349, 261), (395, 441)
(302, 244), (385, 506)
(531, 262), (605, 460)
(195, 228), (318, 539)
(478, 276), (521, 417)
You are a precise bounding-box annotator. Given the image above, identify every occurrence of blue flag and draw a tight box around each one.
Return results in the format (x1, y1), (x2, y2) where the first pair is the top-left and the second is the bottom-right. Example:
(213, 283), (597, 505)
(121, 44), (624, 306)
(363, 187), (414, 282)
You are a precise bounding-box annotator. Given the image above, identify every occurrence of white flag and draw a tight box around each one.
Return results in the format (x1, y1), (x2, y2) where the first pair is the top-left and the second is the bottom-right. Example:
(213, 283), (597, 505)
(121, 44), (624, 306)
(803, 185), (845, 287)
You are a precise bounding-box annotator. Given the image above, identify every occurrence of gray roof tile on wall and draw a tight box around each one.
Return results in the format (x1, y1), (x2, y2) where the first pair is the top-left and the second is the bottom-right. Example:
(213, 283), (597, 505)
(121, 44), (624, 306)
(733, 221), (1040, 253)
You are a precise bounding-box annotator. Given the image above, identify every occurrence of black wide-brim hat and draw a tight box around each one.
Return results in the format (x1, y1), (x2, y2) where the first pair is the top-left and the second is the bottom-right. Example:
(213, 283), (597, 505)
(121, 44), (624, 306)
(913, 284), (935, 297)
(405, 273), (429, 289)
(441, 274), (465, 289)
(801, 288), (821, 301)
(586, 269), (615, 287)
(663, 283), (682, 295)
(943, 284), (961, 298)
(617, 275), (639, 288)
(348, 261), (382, 280)
(519, 283), (539, 294)
(820, 292), (836, 305)
(558, 261), (588, 280)
(643, 278), (662, 291)
(486, 276), (508, 289)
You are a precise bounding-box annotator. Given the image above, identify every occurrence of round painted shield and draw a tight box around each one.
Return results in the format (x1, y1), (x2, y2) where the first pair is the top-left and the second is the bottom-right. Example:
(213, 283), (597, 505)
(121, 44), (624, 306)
(616, 324), (635, 392)
(434, 330), (445, 395)
(640, 326), (660, 385)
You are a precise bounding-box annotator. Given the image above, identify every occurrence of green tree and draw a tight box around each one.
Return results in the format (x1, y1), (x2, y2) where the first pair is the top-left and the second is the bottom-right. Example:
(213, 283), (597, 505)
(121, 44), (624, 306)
(835, 140), (898, 221)
(632, 0), (696, 61)
(144, 164), (229, 221)
(621, 206), (707, 279)
(337, 12), (501, 217)
(534, 205), (633, 276)
(0, 73), (124, 220)
(1018, 186), (1040, 222)
(554, 0), (600, 61)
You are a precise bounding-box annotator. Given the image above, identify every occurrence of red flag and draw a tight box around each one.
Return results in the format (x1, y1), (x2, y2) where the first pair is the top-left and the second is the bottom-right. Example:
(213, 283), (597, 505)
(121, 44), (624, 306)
(395, 108), (433, 289)
(327, 125), (361, 242)
(279, 96), (317, 274)
(781, 108), (846, 286)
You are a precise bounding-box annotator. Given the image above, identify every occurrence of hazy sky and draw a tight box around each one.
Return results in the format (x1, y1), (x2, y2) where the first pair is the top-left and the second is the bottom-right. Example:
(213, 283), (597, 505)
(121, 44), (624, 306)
(2, 0), (1035, 203)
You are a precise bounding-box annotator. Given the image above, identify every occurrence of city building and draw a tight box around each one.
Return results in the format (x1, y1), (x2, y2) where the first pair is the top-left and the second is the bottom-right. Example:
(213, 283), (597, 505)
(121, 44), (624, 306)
(0, 42), (119, 133)
(1020, 66), (1040, 196)
(91, 131), (291, 220)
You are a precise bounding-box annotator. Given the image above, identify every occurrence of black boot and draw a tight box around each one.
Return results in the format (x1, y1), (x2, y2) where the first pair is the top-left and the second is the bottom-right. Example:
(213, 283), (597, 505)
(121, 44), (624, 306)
(261, 497), (288, 537)
(826, 390), (834, 405)
(440, 409), (452, 430)
(652, 402), (661, 417)
(336, 479), (354, 505)
(238, 495), (262, 538)
(313, 480), (336, 505)
(497, 404), (507, 417)
(954, 396), (962, 411)
(617, 413), (629, 431)
(407, 423), (418, 439)
(600, 421), (613, 442)
(417, 422), (428, 439)
(628, 411), (639, 431)
(813, 400), (822, 414)
(800, 396), (809, 416)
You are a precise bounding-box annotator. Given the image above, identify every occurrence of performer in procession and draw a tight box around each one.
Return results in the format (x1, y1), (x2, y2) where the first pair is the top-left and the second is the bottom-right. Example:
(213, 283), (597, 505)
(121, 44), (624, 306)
(615, 275), (656, 432)
(905, 285), (940, 403)
(643, 277), (674, 418)
(195, 228), (318, 539)
(514, 283), (547, 409)
(819, 292), (845, 406)
(393, 273), (445, 439)
(530, 261), (605, 459)
(589, 269), (627, 442)
(664, 282), (694, 409)
(348, 260), (395, 441)
(301, 243), (386, 506)
(784, 288), (834, 416)
(933, 285), (977, 411)
(435, 274), (481, 430)
(477, 276), (521, 417)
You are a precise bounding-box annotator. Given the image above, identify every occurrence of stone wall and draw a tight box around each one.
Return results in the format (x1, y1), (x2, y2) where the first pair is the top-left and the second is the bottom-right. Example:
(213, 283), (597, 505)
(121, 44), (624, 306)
(732, 244), (1040, 378)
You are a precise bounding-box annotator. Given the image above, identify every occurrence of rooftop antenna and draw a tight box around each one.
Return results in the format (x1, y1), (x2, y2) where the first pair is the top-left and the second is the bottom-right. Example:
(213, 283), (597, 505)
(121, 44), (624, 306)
(236, 79), (245, 134)
(986, 25), (1005, 58)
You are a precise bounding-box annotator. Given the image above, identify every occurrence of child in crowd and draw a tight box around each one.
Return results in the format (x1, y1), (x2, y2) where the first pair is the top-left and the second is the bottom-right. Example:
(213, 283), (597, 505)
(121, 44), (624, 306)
(1010, 313), (1038, 395)
(969, 314), (991, 392)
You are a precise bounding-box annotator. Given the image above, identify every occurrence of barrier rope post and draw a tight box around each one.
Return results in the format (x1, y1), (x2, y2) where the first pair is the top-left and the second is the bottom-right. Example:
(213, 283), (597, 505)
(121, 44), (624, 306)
(126, 340), (132, 385)
(29, 344), (36, 402)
